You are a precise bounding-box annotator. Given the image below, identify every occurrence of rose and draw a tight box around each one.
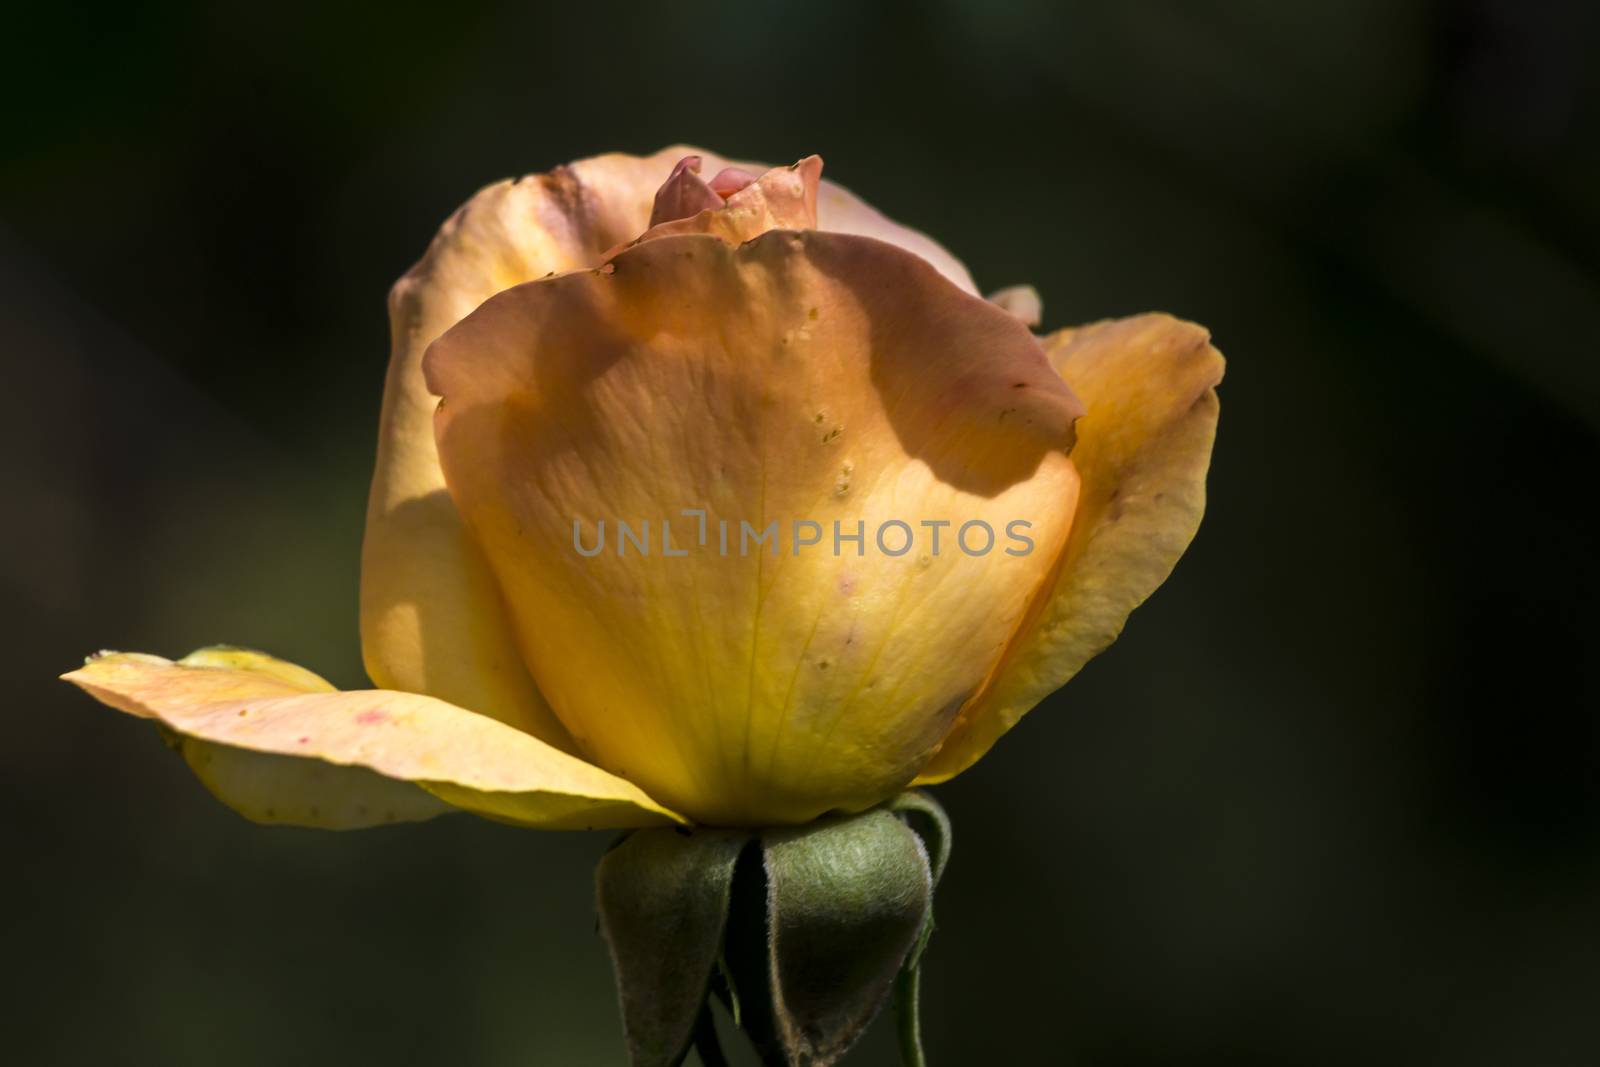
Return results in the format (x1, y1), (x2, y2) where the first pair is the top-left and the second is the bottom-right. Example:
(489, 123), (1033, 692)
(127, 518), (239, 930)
(62, 145), (1226, 1067)
(64, 146), (1223, 831)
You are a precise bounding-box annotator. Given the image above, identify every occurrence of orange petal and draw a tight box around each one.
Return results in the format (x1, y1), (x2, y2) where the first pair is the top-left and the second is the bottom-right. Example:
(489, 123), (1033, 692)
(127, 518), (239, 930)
(815, 176), (978, 294)
(917, 314), (1224, 783)
(426, 230), (1082, 826)
(366, 145), (983, 767)
(364, 145), (752, 745)
(64, 649), (682, 829)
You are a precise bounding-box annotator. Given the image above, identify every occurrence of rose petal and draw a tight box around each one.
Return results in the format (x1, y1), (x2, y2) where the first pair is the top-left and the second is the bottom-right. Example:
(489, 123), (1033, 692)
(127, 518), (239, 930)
(63, 649), (683, 829)
(648, 156), (725, 226)
(152, 647), (449, 828)
(815, 177), (979, 295)
(426, 230), (1082, 826)
(620, 156), (823, 253)
(986, 284), (1043, 328)
(365, 145), (749, 746)
(367, 150), (983, 751)
(708, 166), (760, 198)
(916, 314), (1224, 783)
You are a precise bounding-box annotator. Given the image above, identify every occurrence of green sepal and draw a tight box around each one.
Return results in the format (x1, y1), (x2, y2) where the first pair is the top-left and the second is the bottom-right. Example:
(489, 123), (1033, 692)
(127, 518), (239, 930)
(888, 791), (952, 1067)
(889, 791), (951, 885)
(596, 827), (750, 1067)
(738, 809), (934, 1066)
(889, 790), (951, 969)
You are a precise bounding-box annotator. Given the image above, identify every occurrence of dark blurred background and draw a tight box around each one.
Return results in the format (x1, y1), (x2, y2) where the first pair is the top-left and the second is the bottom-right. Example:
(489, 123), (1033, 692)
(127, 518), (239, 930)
(5, 1), (1598, 1064)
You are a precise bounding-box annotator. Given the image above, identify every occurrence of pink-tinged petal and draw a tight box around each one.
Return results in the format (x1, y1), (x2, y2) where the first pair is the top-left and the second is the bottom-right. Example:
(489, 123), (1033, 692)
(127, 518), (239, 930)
(708, 166), (760, 198)
(815, 177), (979, 295)
(163, 647), (447, 828)
(987, 285), (1043, 328)
(364, 145), (751, 747)
(64, 648), (683, 829)
(426, 230), (1082, 826)
(635, 151), (981, 291)
(916, 314), (1224, 783)
(648, 156), (726, 226)
(614, 156), (824, 255)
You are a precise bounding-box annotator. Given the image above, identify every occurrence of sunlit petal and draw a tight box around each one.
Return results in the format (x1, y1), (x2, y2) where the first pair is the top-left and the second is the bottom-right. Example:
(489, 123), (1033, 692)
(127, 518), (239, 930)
(426, 231), (1081, 825)
(364, 145), (750, 745)
(917, 314), (1224, 782)
(64, 649), (682, 829)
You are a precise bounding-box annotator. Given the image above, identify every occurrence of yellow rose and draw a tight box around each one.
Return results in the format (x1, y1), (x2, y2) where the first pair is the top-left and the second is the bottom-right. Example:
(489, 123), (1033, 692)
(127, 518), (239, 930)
(63, 147), (1223, 829)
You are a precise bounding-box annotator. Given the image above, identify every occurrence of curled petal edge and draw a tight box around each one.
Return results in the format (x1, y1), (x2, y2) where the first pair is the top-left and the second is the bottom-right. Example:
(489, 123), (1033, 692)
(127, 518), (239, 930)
(917, 313), (1224, 783)
(63, 648), (683, 830)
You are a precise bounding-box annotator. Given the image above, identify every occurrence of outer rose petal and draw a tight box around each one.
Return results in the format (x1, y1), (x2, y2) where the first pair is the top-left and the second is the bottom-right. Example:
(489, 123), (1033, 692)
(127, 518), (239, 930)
(815, 177), (979, 295)
(366, 149), (980, 750)
(986, 285), (1043, 328)
(151, 647), (446, 829)
(426, 230), (1082, 826)
(63, 650), (682, 830)
(916, 314), (1224, 783)
(364, 145), (749, 746)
